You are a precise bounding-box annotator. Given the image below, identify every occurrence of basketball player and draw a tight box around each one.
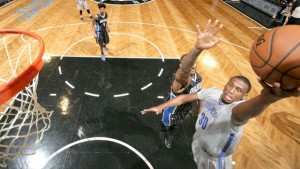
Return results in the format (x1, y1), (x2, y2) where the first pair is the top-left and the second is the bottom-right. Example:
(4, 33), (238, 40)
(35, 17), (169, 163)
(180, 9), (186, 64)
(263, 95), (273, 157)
(91, 3), (110, 61)
(159, 19), (223, 149)
(142, 78), (300, 168)
(76, 0), (93, 21)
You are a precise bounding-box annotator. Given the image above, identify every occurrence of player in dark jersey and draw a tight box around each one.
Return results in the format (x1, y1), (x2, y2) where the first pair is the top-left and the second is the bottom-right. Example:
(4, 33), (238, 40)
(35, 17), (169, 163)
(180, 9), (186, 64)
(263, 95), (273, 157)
(143, 19), (223, 148)
(161, 54), (203, 148)
(91, 3), (110, 61)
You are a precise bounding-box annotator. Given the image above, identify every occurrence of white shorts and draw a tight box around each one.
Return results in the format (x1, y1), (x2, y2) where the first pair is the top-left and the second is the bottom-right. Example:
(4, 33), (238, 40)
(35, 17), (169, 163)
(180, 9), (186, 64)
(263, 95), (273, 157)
(192, 140), (233, 169)
(77, 0), (88, 10)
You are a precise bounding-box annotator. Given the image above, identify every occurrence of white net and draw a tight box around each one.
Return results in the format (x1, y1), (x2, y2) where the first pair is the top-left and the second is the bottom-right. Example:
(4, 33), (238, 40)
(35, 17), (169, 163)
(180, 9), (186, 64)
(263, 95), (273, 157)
(0, 30), (52, 168)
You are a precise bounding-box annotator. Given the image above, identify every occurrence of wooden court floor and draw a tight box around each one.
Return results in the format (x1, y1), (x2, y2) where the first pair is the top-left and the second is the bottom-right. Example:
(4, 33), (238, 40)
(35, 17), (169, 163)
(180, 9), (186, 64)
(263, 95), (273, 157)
(0, 0), (299, 169)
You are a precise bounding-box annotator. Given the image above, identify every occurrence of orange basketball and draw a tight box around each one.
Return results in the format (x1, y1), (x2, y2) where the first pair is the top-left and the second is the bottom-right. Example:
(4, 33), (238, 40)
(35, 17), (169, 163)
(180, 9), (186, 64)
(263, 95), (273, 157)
(249, 25), (300, 90)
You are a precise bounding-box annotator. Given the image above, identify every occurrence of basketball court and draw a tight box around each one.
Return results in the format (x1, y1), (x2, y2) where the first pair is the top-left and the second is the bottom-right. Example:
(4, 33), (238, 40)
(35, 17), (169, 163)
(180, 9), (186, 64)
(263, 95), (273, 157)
(0, 0), (299, 169)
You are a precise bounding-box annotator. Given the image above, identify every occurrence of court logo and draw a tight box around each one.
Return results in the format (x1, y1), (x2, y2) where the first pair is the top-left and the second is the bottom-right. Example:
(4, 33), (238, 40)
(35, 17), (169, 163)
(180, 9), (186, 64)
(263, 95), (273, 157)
(93, 0), (152, 5)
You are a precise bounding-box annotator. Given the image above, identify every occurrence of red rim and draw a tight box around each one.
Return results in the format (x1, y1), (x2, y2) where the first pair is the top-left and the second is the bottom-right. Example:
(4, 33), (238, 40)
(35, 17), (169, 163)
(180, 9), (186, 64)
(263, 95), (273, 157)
(0, 29), (45, 105)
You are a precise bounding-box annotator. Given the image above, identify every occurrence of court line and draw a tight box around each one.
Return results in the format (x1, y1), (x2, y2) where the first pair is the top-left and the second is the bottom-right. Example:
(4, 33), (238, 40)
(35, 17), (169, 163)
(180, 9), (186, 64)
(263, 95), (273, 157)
(53, 55), (178, 59)
(84, 92), (100, 97)
(158, 68), (164, 77)
(59, 32), (165, 97)
(40, 137), (154, 169)
(65, 81), (75, 89)
(59, 33), (165, 61)
(31, 21), (250, 51)
(141, 83), (152, 90)
(220, 0), (267, 30)
(90, 0), (154, 6)
(157, 96), (164, 99)
(114, 93), (129, 97)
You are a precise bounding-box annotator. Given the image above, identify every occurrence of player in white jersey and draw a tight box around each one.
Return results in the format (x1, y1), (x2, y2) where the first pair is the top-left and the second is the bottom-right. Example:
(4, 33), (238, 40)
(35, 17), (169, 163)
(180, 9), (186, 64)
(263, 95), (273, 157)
(141, 20), (300, 169)
(76, 0), (93, 21)
(142, 76), (300, 169)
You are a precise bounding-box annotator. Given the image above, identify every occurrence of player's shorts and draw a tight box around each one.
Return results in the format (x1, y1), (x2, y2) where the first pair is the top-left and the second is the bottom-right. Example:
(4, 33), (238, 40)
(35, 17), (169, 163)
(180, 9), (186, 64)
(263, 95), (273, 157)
(77, 0), (88, 10)
(96, 31), (110, 46)
(192, 139), (233, 169)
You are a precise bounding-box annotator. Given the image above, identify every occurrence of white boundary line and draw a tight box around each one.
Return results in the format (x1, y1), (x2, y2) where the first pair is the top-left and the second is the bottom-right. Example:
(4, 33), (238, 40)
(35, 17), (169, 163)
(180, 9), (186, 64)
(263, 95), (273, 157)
(158, 68), (163, 77)
(141, 83), (152, 90)
(58, 66), (62, 75)
(40, 137), (154, 169)
(65, 81), (75, 89)
(52, 55), (179, 59)
(90, 0), (155, 6)
(114, 93), (129, 97)
(220, 0), (267, 30)
(84, 92), (100, 97)
(31, 21), (251, 51)
(59, 32), (165, 62)
(157, 96), (164, 99)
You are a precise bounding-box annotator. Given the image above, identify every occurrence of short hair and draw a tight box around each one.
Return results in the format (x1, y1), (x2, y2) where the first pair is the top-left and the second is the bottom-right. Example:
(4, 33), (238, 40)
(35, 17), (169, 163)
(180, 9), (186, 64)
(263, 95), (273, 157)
(98, 3), (106, 9)
(231, 76), (252, 93)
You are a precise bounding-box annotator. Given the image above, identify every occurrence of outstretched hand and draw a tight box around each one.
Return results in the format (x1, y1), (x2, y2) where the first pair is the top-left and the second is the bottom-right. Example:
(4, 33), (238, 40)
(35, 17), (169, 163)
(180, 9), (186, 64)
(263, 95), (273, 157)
(195, 19), (223, 50)
(141, 106), (163, 115)
(258, 77), (300, 103)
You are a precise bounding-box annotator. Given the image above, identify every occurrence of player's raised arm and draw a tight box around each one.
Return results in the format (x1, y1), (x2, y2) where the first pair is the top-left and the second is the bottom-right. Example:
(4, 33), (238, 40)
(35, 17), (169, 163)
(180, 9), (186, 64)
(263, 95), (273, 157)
(141, 93), (199, 115)
(172, 20), (223, 92)
(232, 78), (300, 125)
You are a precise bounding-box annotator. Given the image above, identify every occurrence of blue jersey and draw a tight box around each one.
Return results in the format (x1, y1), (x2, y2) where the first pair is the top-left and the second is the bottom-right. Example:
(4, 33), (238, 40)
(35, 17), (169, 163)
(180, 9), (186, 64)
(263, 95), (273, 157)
(162, 72), (202, 126)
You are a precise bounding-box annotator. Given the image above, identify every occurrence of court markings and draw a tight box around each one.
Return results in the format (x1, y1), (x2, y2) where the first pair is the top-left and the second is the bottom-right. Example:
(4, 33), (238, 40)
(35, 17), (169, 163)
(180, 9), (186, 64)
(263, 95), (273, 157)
(58, 32), (165, 98)
(31, 21), (251, 53)
(29, 20), (252, 167)
(40, 137), (154, 169)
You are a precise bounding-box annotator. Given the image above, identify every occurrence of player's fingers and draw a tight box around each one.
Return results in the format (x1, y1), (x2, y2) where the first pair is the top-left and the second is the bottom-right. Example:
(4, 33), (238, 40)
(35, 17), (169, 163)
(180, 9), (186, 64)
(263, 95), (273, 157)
(286, 86), (300, 97)
(196, 25), (201, 34)
(203, 19), (211, 33)
(213, 24), (223, 36)
(270, 82), (282, 95)
(257, 77), (269, 88)
(141, 109), (156, 115)
(211, 20), (219, 30)
(212, 38), (223, 46)
(295, 87), (300, 96)
(141, 110), (148, 115)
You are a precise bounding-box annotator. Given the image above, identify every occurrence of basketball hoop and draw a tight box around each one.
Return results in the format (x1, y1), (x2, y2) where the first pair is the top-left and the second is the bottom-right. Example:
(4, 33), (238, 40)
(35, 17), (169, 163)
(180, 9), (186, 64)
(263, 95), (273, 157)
(0, 29), (52, 167)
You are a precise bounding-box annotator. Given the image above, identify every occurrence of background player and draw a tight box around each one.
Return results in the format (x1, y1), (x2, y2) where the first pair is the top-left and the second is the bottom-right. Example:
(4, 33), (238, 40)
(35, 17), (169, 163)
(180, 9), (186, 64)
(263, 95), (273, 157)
(91, 3), (110, 61)
(76, 0), (93, 21)
(159, 19), (222, 148)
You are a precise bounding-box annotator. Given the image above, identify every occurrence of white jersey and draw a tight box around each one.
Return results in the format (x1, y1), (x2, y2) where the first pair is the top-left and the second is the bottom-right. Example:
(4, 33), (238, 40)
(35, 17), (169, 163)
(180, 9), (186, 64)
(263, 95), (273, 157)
(193, 87), (244, 158)
(292, 6), (300, 18)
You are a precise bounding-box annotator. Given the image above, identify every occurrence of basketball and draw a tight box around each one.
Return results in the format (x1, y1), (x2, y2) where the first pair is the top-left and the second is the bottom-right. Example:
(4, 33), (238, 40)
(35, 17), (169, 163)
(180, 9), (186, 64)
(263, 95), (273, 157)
(249, 25), (300, 90)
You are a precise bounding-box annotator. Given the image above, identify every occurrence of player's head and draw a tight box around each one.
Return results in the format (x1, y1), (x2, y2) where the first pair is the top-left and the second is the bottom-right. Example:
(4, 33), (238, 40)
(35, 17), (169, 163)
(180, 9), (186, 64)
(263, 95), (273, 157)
(98, 3), (106, 14)
(180, 54), (197, 75)
(221, 76), (251, 104)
